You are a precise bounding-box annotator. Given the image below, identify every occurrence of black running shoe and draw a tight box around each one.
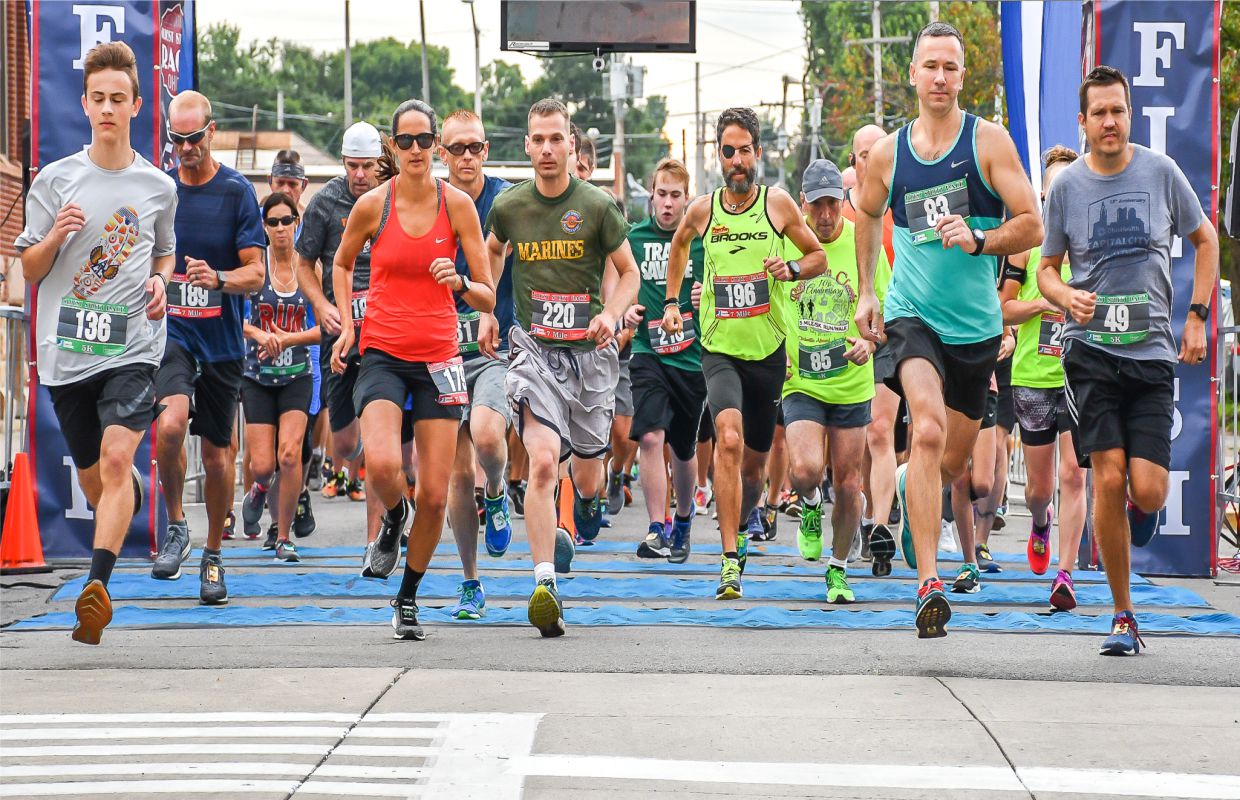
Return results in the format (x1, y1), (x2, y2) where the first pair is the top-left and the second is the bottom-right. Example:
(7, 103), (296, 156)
(510, 481), (526, 518)
(869, 523), (896, 578)
(293, 490), (316, 538)
(199, 554), (229, 605)
(262, 523), (278, 551)
(391, 596), (425, 640)
(365, 498), (410, 579)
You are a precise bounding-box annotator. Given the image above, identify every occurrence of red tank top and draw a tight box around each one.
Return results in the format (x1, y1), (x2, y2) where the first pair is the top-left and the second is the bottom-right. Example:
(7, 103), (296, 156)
(360, 178), (460, 362)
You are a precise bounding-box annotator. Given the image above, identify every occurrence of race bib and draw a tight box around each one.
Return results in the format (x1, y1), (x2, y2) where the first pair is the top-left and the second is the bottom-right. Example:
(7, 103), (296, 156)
(258, 347), (308, 377)
(648, 311), (696, 356)
(905, 177), (972, 245)
(798, 340), (848, 379)
(167, 273), (223, 319)
(56, 297), (128, 356)
(457, 311), (481, 355)
(1037, 311), (1066, 357)
(713, 273), (770, 319)
(429, 356), (469, 406)
(1086, 293), (1150, 345)
(531, 291), (590, 341)
(350, 290), (368, 327)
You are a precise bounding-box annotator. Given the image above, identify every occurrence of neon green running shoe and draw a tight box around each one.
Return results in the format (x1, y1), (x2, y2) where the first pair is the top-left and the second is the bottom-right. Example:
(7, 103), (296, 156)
(826, 565), (855, 604)
(716, 556), (743, 599)
(798, 502), (824, 561)
(737, 531), (749, 575)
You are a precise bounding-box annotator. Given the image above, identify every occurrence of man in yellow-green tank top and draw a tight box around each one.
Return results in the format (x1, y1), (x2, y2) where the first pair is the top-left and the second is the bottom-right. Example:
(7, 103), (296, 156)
(662, 107), (827, 601)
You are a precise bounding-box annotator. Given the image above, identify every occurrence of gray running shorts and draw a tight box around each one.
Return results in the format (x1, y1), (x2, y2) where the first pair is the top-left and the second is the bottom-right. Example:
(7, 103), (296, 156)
(462, 353), (512, 425)
(614, 356), (634, 417)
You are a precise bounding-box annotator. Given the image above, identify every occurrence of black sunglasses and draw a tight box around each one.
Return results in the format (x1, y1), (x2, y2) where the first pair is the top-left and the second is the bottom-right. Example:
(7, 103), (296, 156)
(720, 143), (755, 159)
(393, 132), (437, 151)
(444, 141), (487, 156)
(169, 121), (212, 145)
(264, 215), (298, 228)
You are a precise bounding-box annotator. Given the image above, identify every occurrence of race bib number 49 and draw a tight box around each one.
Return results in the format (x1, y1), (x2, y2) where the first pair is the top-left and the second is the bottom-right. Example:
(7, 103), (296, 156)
(429, 356), (469, 406)
(713, 273), (770, 319)
(168, 273), (223, 319)
(1086, 293), (1150, 346)
(905, 178), (971, 245)
(531, 291), (590, 341)
(57, 297), (128, 356)
(648, 311), (696, 356)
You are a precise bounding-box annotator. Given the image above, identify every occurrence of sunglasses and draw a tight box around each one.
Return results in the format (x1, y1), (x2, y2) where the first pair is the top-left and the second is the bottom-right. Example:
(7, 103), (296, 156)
(169, 121), (212, 145)
(720, 144), (755, 159)
(393, 132), (437, 151)
(444, 141), (487, 156)
(265, 215), (298, 228)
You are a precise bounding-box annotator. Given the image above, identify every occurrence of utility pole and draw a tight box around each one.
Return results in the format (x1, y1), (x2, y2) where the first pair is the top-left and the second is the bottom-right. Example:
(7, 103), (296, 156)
(277, 88), (285, 131)
(343, 0), (352, 125)
(611, 55), (627, 205)
(928, 1), (939, 23)
(845, 3), (910, 127)
(694, 61), (705, 195)
(464, 0), (481, 116)
(809, 88), (822, 161)
(419, 0), (431, 104)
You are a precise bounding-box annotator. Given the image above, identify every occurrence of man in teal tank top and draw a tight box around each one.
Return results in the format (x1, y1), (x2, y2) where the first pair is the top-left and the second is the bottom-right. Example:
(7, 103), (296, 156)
(663, 107), (826, 601)
(853, 22), (1042, 639)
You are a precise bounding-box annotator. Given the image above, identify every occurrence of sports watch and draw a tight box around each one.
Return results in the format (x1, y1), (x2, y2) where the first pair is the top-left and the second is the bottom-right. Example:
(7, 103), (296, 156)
(969, 228), (987, 256)
(1189, 303), (1209, 322)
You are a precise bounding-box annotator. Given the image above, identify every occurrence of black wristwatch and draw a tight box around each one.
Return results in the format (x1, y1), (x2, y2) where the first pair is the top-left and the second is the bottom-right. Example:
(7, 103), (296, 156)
(787, 259), (802, 279)
(1189, 302), (1210, 322)
(456, 274), (472, 294)
(215, 269), (226, 289)
(969, 228), (987, 256)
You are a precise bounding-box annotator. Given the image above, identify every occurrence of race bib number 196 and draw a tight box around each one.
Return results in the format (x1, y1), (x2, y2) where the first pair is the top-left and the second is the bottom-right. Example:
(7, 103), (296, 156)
(56, 297), (128, 356)
(429, 356), (469, 406)
(905, 177), (971, 245)
(713, 273), (770, 319)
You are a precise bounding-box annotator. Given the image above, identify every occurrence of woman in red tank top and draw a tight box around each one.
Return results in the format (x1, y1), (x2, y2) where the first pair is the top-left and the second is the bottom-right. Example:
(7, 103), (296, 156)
(330, 99), (495, 639)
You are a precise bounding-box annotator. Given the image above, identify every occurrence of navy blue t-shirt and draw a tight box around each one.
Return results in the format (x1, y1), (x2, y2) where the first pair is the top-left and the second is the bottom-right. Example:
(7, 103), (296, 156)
(454, 174), (515, 354)
(166, 164), (266, 362)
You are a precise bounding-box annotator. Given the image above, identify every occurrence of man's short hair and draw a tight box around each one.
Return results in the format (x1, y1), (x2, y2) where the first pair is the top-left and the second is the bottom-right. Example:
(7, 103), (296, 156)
(443, 109), (484, 133)
(83, 41), (140, 99)
(168, 90), (213, 124)
(570, 123), (596, 165)
(1078, 65), (1131, 116)
(715, 107), (760, 147)
(913, 21), (965, 63)
(651, 158), (691, 193)
(528, 98), (570, 128)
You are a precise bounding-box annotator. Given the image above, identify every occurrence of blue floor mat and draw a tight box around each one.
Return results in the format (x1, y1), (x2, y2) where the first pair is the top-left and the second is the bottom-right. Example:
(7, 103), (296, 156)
(52, 572), (1205, 607)
(10, 604), (1239, 636)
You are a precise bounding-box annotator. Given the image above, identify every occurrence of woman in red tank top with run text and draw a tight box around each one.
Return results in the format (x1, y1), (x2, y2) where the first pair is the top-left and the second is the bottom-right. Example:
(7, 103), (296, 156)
(331, 99), (494, 640)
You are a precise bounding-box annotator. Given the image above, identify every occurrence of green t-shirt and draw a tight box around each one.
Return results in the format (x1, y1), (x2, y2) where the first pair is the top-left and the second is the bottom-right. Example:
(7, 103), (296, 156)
(628, 216), (705, 370)
(1009, 245), (1072, 389)
(487, 177), (630, 350)
(776, 217), (891, 406)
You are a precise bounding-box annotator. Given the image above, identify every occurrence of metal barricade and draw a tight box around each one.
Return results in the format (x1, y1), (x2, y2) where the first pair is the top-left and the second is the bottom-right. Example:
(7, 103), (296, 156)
(0, 306), (27, 491)
(1215, 325), (1240, 557)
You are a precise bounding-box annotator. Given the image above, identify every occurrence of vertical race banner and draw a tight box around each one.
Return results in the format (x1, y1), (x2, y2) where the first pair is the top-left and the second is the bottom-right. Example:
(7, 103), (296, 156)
(1093, 0), (1221, 576)
(27, 1), (196, 559)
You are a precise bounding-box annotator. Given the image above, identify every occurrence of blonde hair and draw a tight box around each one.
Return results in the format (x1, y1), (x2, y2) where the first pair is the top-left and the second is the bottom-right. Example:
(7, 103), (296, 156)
(651, 158), (691, 193)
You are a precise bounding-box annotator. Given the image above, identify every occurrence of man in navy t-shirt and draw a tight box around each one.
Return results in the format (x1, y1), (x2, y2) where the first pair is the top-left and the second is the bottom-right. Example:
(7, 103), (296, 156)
(150, 91), (266, 605)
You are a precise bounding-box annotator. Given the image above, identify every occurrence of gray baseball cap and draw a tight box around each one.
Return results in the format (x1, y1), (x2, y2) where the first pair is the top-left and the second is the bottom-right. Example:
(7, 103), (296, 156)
(802, 159), (845, 202)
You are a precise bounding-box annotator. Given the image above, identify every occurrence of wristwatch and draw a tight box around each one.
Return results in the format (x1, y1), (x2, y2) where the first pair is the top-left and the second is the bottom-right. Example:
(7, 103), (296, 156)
(787, 259), (802, 279)
(969, 229), (987, 256)
(215, 269), (226, 289)
(456, 274), (472, 294)
(1189, 303), (1210, 322)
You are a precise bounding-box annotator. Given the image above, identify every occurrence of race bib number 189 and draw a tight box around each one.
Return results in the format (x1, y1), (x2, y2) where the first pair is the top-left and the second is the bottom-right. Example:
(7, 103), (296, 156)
(168, 273), (223, 319)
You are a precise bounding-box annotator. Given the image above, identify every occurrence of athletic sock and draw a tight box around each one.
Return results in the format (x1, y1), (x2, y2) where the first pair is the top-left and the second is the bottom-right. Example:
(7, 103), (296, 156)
(802, 487), (822, 507)
(534, 561), (556, 586)
(385, 499), (407, 525)
(674, 511), (692, 522)
(861, 516), (874, 527)
(397, 565), (424, 600)
(202, 547), (221, 560)
(828, 556), (848, 570)
(88, 549), (117, 586)
(723, 551), (739, 561)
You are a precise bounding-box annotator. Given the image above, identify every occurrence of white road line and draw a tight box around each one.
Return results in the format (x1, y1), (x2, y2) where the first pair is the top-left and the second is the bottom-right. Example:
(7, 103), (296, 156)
(1019, 767), (1240, 800)
(0, 744), (331, 758)
(0, 762), (314, 778)
(313, 765), (430, 780)
(343, 727), (439, 739)
(295, 782), (424, 797)
(419, 712), (542, 800)
(0, 726), (351, 741)
(0, 713), (361, 725)
(333, 744), (439, 757)
(0, 780), (301, 797)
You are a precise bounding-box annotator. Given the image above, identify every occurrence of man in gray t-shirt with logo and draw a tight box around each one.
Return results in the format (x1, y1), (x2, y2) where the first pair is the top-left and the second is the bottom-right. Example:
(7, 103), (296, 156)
(1038, 66), (1218, 657)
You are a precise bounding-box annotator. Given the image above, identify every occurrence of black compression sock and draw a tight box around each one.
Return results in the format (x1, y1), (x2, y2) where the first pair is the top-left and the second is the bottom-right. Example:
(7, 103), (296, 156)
(674, 512), (693, 522)
(88, 549), (117, 586)
(385, 499), (407, 525)
(398, 565), (424, 599)
(724, 551), (739, 561)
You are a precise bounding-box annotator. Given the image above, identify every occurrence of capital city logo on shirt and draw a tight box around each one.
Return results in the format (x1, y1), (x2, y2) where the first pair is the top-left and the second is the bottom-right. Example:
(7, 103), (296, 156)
(1087, 192), (1151, 269)
(561, 210), (584, 234)
(72, 206), (140, 300)
(789, 270), (855, 334)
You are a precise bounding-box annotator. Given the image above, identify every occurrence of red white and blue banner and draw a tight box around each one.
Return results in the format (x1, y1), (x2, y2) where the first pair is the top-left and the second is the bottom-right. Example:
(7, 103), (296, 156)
(26, 0), (196, 559)
(1088, 0), (1222, 577)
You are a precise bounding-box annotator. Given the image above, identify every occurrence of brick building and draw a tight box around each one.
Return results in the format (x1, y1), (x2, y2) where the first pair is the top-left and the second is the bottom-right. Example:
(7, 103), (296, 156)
(2, 0), (29, 438)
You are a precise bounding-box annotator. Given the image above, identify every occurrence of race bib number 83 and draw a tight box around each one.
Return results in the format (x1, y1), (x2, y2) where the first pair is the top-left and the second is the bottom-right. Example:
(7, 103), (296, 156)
(905, 178), (971, 245)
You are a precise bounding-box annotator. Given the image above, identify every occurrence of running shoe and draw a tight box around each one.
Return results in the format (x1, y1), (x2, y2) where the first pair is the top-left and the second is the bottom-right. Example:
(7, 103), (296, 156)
(693, 482), (713, 514)
(869, 523), (896, 578)
(939, 520), (959, 554)
(755, 504), (779, 542)
(951, 562), (981, 594)
(993, 503), (1007, 530)
(554, 527), (575, 574)
(637, 522), (672, 558)
(449, 579), (486, 620)
(1127, 501), (1160, 547)
(797, 501), (824, 561)
(275, 540), (301, 563)
(1099, 610), (1144, 656)
(321, 470), (346, 498)
(222, 510), (237, 541)
(847, 527), (863, 563)
(364, 498), (411, 579)
(573, 493), (603, 542)
(262, 523), (278, 551)
(241, 483), (268, 537)
(71, 579), (112, 646)
(623, 473), (634, 506)
(888, 505), (902, 527)
(360, 541), (376, 577)
(475, 487), (485, 525)
(391, 596), (425, 640)
(715, 555), (743, 599)
(130, 464), (144, 516)
(825, 565), (855, 604)
(509, 481), (526, 518)
(668, 514), (692, 564)
(484, 491), (512, 557)
(860, 523), (874, 562)
(293, 490), (316, 538)
(975, 543), (1002, 574)
(1027, 505), (1053, 575)
(199, 554), (229, 605)
(528, 578), (565, 637)
(347, 478), (366, 502)
(307, 451), (324, 491)
(1050, 569), (1077, 611)
(151, 521), (191, 580)
(915, 577), (951, 639)
(745, 507), (764, 544)
(737, 530), (749, 575)
(606, 471), (625, 516)
(783, 491), (803, 519)
(894, 463), (915, 569)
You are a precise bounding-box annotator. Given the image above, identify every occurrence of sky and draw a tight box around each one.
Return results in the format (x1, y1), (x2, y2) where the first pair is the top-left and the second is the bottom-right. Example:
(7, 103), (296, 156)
(197, 0), (808, 173)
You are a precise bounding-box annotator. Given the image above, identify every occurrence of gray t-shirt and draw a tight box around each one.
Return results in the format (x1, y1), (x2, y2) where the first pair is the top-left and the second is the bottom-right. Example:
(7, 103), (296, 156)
(295, 175), (371, 305)
(16, 149), (178, 386)
(1042, 144), (1207, 362)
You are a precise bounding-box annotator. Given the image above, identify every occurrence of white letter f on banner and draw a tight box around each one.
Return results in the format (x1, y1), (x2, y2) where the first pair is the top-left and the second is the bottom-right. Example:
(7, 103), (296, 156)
(1132, 22), (1185, 87)
(72, 4), (126, 70)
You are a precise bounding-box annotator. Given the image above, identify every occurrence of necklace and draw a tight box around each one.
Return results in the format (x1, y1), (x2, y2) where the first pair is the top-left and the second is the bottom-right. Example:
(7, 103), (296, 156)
(724, 185), (757, 212)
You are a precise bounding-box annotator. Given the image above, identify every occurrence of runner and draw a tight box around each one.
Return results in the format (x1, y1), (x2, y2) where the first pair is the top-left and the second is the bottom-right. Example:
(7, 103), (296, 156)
(239, 192), (319, 562)
(268, 150), (309, 211)
(664, 106), (826, 599)
(17, 41), (177, 644)
(1001, 145), (1087, 607)
(1038, 66), (1217, 654)
(853, 22), (1043, 637)
(777, 159), (892, 601)
(438, 109), (515, 620)
(150, 90), (266, 605)
(622, 158), (706, 563)
(486, 98), (639, 636)
(331, 99), (495, 640)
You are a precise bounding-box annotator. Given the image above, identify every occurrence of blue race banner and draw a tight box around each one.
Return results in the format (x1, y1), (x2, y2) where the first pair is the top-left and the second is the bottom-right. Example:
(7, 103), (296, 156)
(1093, 0), (1221, 576)
(27, 0), (196, 559)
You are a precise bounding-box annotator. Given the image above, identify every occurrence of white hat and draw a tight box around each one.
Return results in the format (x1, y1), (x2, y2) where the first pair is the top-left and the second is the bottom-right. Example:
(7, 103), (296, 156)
(341, 122), (382, 158)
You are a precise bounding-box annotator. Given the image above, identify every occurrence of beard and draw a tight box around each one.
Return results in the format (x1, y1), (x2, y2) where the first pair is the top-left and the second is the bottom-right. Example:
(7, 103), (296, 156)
(725, 164), (756, 195)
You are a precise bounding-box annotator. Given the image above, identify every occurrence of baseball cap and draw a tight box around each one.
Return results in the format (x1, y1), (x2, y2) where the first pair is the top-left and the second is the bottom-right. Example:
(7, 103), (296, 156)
(802, 159), (845, 202)
(341, 122), (383, 158)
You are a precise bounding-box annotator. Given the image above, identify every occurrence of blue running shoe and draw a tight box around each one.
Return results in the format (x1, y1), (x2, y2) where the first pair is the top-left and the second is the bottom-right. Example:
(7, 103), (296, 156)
(448, 579), (486, 620)
(483, 491), (512, 557)
(554, 527), (576, 573)
(1127, 501), (1160, 548)
(895, 463), (915, 569)
(669, 512), (693, 564)
(637, 522), (672, 558)
(1099, 610), (1144, 655)
(574, 494), (604, 541)
(745, 507), (764, 542)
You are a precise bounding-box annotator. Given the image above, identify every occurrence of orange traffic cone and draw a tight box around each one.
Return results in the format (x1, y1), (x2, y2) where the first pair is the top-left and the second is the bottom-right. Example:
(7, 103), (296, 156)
(1, 453), (52, 574)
